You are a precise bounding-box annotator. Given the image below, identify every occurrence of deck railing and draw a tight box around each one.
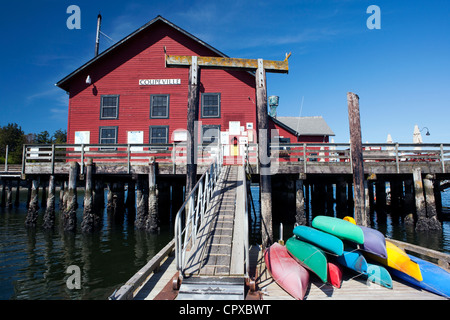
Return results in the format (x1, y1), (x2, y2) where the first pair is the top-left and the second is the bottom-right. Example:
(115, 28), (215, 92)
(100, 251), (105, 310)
(174, 160), (222, 276)
(20, 142), (450, 174)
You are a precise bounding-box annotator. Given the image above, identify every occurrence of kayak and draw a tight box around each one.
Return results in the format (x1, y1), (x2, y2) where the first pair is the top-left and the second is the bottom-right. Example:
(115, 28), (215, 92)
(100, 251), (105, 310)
(343, 216), (356, 224)
(365, 240), (423, 282)
(312, 216), (364, 244)
(293, 225), (344, 256)
(264, 243), (310, 300)
(389, 254), (450, 299)
(327, 261), (343, 288)
(336, 247), (368, 274)
(366, 262), (393, 289)
(286, 236), (328, 283)
(359, 226), (387, 259)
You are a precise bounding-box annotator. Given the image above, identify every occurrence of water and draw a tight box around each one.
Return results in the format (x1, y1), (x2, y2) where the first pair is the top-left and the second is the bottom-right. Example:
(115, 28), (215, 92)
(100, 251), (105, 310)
(250, 185), (450, 255)
(0, 185), (449, 300)
(0, 189), (173, 300)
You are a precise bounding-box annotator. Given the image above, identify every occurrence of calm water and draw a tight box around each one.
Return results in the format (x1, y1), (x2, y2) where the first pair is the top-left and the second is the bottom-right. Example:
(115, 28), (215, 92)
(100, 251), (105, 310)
(0, 186), (449, 300)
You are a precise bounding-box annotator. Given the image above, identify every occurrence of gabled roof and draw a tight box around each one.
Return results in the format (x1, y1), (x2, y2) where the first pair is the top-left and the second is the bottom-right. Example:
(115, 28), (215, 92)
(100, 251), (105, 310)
(271, 116), (335, 136)
(56, 15), (229, 91)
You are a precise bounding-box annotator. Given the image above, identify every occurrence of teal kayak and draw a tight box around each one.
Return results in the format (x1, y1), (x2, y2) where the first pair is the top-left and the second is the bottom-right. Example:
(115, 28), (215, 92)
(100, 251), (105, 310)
(312, 216), (364, 244)
(286, 236), (328, 283)
(366, 263), (393, 289)
(293, 225), (344, 256)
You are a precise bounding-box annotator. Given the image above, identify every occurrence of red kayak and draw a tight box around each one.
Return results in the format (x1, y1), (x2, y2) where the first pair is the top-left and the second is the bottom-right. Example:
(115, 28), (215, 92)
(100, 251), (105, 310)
(264, 243), (310, 300)
(327, 262), (343, 288)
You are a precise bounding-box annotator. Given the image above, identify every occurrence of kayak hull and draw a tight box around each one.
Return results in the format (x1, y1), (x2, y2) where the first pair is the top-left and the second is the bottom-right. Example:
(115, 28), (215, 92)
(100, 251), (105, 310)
(365, 240), (423, 282)
(286, 236), (328, 283)
(360, 226), (387, 259)
(312, 216), (364, 244)
(293, 225), (344, 256)
(390, 254), (450, 299)
(367, 263), (393, 289)
(336, 248), (368, 274)
(327, 261), (343, 288)
(264, 243), (310, 300)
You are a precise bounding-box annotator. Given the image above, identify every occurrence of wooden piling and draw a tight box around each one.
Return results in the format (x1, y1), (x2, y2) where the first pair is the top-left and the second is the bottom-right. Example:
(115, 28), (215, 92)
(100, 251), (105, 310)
(14, 179), (20, 207)
(403, 178), (415, 227)
(295, 175), (306, 225)
(0, 181), (5, 208)
(25, 177), (40, 227)
(81, 159), (101, 232)
(135, 177), (147, 229)
(413, 168), (428, 231)
(43, 175), (56, 229)
(423, 174), (442, 230)
(93, 180), (104, 217)
(256, 59), (273, 248)
(63, 162), (79, 231)
(146, 158), (159, 232)
(5, 180), (12, 208)
(186, 57), (199, 196)
(347, 92), (368, 226)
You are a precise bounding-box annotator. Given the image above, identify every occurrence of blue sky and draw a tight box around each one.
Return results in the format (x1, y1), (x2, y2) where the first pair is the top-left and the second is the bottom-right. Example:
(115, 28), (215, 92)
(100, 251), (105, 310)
(1, 0), (449, 143)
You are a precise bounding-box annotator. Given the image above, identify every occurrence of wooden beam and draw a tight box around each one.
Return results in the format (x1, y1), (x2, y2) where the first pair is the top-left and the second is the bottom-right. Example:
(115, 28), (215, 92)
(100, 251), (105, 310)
(256, 59), (273, 249)
(347, 92), (368, 226)
(165, 55), (289, 73)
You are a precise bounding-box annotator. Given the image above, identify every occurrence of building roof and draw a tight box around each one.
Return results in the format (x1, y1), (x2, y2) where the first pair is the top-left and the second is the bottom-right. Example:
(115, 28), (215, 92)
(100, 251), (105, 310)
(271, 116), (335, 136)
(56, 15), (229, 91)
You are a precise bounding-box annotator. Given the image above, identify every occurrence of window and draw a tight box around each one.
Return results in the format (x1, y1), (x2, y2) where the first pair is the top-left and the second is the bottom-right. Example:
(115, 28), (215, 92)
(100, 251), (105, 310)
(150, 126), (169, 145)
(202, 125), (220, 145)
(99, 126), (118, 150)
(100, 95), (119, 119)
(150, 94), (170, 118)
(201, 93), (220, 118)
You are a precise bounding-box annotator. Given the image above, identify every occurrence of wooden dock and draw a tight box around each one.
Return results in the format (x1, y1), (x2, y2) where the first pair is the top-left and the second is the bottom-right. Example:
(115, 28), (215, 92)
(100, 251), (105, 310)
(109, 164), (449, 301)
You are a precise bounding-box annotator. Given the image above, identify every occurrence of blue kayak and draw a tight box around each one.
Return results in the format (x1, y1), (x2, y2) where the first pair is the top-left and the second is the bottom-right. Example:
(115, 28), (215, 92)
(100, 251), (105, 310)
(389, 254), (450, 299)
(293, 225), (344, 256)
(366, 262), (393, 289)
(336, 248), (368, 274)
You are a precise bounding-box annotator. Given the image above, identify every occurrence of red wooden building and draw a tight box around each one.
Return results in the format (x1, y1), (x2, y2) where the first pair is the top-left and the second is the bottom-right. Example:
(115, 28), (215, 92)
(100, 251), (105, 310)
(56, 16), (333, 160)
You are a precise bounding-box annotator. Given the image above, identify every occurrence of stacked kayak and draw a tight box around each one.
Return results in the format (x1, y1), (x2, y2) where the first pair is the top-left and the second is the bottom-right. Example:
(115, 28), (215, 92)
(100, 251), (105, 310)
(365, 240), (423, 282)
(389, 254), (450, 299)
(312, 216), (364, 244)
(264, 243), (310, 300)
(264, 215), (450, 299)
(286, 236), (328, 283)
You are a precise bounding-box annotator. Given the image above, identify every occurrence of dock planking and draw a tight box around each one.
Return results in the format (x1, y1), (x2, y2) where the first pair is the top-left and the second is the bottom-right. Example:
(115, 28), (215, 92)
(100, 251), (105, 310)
(183, 165), (242, 277)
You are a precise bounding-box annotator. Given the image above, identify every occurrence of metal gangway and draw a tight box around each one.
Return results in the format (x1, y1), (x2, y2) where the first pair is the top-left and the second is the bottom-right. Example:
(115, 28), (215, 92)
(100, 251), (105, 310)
(174, 162), (251, 300)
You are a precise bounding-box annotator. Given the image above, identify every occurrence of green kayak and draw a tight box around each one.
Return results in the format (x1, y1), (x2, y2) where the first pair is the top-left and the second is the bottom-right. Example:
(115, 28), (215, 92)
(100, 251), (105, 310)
(286, 236), (328, 283)
(312, 216), (364, 244)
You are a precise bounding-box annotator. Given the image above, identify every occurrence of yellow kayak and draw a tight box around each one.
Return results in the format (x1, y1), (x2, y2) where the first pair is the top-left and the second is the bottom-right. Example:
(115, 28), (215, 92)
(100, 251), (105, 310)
(366, 240), (423, 282)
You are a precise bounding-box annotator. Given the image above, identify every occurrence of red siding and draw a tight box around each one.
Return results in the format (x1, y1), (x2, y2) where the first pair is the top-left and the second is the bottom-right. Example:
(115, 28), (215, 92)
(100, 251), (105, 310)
(66, 20), (257, 145)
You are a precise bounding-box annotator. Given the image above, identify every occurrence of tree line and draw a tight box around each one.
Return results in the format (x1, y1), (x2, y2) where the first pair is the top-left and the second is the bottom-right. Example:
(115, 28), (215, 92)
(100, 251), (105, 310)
(0, 123), (67, 164)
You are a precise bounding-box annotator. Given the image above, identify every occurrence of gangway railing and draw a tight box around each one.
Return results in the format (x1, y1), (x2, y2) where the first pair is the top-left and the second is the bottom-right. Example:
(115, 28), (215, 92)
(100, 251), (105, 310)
(174, 160), (222, 277)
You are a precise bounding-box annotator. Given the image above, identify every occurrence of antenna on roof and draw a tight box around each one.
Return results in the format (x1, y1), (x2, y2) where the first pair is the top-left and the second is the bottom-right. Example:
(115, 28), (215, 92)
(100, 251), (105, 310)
(296, 96), (304, 135)
(95, 13), (102, 56)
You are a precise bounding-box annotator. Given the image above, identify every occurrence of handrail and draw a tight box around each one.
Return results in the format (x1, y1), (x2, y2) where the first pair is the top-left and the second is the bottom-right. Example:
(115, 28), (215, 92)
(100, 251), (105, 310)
(21, 142), (450, 175)
(242, 165), (250, 280)
(174, 159), (222, 276)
